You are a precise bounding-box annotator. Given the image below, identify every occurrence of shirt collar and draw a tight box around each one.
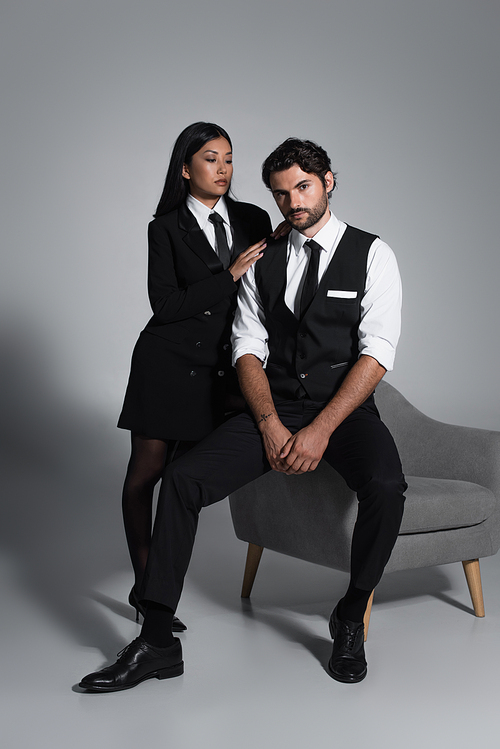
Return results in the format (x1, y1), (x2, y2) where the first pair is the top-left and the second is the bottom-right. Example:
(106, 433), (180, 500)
(290, 211), (341, 255)
(186, 194), (230, 229)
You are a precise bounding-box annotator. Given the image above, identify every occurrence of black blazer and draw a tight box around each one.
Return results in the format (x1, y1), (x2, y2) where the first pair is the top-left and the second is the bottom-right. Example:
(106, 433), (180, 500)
(138, 197), (272, 437)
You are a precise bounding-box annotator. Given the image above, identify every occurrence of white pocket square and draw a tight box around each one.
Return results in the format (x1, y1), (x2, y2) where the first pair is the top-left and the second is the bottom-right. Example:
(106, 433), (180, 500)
(327, 290), (357, 299)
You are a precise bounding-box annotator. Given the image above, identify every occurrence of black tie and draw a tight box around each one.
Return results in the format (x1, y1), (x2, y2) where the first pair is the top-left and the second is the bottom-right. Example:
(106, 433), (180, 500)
(299, 239), (322, 318)
(208, 212), (231, 269)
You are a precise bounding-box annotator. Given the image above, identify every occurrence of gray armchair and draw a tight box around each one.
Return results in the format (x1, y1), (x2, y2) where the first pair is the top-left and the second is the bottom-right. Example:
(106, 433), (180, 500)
(228, 381), (500, 636)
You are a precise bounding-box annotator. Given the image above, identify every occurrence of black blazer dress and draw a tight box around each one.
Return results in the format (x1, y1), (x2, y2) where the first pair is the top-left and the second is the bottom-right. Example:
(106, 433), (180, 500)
(118, 198), (272, 441)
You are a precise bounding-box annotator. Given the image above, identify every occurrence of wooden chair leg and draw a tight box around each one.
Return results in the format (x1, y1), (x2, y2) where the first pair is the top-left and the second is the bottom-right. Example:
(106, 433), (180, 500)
(363, 590), (374, 642)
(241, 543), (264, 598)
(462, 559), (485, 617)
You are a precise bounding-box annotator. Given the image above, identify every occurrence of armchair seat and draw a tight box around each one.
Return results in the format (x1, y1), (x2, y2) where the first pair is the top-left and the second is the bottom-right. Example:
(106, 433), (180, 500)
(228, 381), (500, 633)
(400, 477), (496, 534)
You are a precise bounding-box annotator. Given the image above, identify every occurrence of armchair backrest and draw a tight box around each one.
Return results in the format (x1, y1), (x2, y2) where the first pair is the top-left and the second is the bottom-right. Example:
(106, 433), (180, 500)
(374, 381), (500, 498)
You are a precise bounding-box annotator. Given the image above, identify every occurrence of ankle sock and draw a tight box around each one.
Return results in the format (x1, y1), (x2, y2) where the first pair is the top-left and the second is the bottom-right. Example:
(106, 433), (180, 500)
(338, 584), (372, 623)
(141, 601), (175, 648)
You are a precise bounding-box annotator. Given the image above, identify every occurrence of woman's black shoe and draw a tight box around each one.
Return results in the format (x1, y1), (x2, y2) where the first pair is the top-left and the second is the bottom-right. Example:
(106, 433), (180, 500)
(128, 587), (187, 631)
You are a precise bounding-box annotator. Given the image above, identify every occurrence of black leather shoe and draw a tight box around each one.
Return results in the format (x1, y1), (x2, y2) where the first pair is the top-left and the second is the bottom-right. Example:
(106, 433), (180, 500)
(327, 604), (367, 683)
(172, 616), (187, 632)
(79, 637), (184, 692)
(129, 587), (187, 632)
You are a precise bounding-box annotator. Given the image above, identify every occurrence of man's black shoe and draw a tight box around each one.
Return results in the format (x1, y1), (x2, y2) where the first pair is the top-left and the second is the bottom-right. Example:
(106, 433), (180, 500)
(79, 637), (183, 692)
(327, 604), (367, 683)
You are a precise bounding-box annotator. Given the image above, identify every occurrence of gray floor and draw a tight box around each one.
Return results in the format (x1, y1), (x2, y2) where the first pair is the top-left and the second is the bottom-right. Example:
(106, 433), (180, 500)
(2, 432), (500, 749)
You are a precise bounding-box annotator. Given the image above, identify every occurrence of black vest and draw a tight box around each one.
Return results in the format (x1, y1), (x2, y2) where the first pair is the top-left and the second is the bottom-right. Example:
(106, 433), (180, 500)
(255, 225), (376, 402)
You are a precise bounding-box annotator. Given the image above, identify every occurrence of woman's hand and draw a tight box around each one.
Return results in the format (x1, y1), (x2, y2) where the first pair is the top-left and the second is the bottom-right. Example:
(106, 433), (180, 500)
(229, 239), (266, 282)
(271, 220), (291, 239)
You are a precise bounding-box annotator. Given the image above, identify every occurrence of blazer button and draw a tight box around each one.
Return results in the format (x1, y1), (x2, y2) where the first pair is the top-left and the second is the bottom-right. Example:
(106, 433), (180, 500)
(196, 342), (201, 347)
(204, 310), (211, 316)
(190, 370), (197, 376)
(218, 370), (225, 377)
(298, 353), (306, 359)
(299, 373), (306, 379)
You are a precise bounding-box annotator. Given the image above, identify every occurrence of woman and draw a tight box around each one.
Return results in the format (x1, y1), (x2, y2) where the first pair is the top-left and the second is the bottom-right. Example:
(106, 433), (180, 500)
(118, 122), (273, 629)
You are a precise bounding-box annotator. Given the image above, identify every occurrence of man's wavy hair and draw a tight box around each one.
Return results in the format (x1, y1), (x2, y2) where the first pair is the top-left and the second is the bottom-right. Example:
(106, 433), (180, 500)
(262, 138), (337, 195)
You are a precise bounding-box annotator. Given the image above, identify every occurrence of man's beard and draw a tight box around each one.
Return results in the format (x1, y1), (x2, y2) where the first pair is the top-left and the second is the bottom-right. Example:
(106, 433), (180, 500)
(286, 191), (328, 231)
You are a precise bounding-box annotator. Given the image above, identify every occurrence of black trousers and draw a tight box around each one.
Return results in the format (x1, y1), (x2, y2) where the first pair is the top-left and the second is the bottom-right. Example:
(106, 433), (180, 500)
(140, 395), (407, 611)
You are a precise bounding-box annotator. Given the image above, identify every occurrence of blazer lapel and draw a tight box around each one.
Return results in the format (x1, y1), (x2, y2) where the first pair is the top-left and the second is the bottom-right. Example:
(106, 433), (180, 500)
(226, 198), (250, 260)
(178, 202), (224, 274)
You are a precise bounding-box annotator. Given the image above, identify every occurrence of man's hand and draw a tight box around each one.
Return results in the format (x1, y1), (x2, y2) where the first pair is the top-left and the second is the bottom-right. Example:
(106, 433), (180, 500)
(278, 422), (330, 475)
(259, 415), (293, 472)
(236, 354), (292, 471)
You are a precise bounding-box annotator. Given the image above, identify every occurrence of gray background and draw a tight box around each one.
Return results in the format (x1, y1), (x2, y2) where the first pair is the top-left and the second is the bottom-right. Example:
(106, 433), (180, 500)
(2, 0), (499, 435)
(1, 2), (499, 748)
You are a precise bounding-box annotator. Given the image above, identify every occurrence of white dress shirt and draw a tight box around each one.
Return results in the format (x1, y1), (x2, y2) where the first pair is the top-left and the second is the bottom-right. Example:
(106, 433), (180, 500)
(185, 194), (233, 258)
(232, 211), (402, 372)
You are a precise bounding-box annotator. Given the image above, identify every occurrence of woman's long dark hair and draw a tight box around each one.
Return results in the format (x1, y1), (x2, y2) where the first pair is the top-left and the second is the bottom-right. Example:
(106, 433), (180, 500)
(154, 122), (232, 217)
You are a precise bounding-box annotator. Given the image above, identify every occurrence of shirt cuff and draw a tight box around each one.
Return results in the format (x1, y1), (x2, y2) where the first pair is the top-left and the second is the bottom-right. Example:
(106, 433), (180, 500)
(359, 337), (396, 372)
(232, 345), (268, 368)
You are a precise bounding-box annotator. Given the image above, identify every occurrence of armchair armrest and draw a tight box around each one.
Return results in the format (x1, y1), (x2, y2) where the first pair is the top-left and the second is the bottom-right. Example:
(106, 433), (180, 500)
(375, 381), (500, 498)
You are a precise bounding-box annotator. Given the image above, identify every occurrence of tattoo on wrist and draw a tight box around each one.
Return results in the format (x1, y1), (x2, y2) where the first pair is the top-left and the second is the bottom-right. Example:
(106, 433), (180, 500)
(257, 412), (274, 424)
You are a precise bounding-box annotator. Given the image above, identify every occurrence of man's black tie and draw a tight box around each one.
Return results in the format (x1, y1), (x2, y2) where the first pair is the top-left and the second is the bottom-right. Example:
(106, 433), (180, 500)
(208, 212), (231, 269)
(299, 239), (322, 318)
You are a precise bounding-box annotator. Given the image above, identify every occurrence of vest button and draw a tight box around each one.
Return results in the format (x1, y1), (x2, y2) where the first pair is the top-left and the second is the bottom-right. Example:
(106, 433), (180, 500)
(204, 310), (211, 315)
(218, 370), (225, 376)
(223, 344), (229, 350)
(190, 370), (197, 376)
(299, 353), (306, 359)
(196, 342), (201, 347)
(299, 333), (306, 338)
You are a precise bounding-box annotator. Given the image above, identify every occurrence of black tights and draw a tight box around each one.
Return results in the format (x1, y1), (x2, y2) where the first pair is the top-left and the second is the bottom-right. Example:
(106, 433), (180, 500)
(121, 433), (197, 589)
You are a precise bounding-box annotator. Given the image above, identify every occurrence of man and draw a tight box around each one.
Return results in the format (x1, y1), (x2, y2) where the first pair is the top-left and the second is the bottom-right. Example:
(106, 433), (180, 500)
(80, 138), (406, 691)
